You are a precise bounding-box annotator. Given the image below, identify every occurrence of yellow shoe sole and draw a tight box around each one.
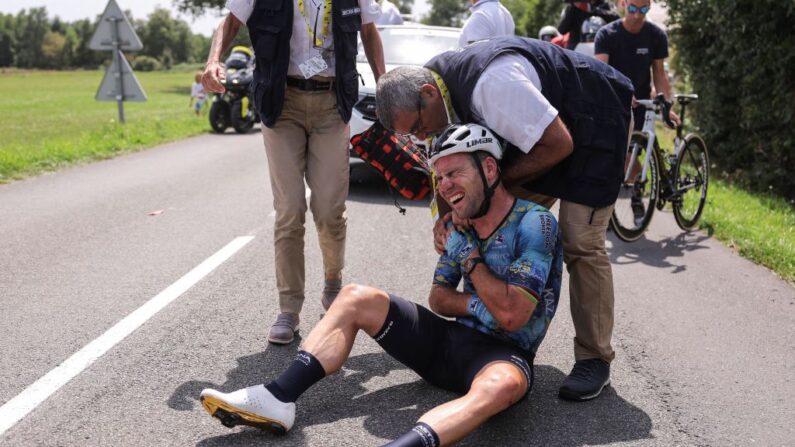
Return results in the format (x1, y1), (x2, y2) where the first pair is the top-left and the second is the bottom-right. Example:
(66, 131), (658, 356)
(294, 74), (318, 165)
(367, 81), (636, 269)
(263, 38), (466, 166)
(200, 395), (288, 435)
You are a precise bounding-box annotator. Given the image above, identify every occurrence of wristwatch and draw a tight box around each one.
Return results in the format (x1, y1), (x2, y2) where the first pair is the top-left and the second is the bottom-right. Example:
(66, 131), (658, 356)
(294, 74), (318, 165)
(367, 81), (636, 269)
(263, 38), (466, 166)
(464, 256), (485, 275)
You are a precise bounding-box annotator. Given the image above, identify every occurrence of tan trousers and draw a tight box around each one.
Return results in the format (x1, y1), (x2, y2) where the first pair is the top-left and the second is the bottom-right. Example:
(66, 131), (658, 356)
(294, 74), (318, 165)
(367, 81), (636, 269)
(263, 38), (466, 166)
(261, 86), (350, 314)
(517, 190), (616, 363)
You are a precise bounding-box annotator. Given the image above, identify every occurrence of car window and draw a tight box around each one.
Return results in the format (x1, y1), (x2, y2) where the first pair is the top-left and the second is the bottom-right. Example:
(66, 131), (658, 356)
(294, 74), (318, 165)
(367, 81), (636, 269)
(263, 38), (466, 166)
(357, 27), (460, 66)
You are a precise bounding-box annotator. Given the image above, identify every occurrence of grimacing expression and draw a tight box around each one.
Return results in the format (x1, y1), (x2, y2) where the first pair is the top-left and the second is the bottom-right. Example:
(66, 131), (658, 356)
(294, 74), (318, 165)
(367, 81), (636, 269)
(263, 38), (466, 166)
(434, 153), (487, 220)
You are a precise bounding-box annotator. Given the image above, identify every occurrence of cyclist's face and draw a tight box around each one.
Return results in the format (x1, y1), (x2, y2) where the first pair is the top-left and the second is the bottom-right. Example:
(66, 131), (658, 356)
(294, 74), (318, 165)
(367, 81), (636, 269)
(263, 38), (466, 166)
(434, 154), (487, 219)
(625, 0), (651, 26)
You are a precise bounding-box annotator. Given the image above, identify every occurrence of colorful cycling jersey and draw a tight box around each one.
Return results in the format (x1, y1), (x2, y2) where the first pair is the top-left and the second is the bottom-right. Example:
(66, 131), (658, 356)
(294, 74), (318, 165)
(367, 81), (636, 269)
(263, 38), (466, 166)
(433, 199), (563, 355)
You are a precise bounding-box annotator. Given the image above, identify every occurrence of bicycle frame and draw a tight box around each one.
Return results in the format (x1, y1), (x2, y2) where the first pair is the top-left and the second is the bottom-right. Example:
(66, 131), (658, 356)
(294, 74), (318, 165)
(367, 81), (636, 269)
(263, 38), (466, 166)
(623, 99), (660, 184)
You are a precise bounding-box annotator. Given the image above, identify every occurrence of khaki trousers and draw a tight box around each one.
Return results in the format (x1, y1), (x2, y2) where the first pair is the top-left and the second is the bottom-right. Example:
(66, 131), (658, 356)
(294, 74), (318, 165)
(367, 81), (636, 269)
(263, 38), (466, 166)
(516, 189), (616, 363)
(261, 86), (350, 314)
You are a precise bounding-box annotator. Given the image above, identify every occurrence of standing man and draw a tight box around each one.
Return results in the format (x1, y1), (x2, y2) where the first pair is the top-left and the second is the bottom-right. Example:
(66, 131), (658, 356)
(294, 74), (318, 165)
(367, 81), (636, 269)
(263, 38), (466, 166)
(376, 36), (634, 401)
(558, 0), (619, 50)
(200, 124), (564, 445)
(594, 0), (679, 128)
(202, 0), (385, 345)
(458, 0), (515, 47)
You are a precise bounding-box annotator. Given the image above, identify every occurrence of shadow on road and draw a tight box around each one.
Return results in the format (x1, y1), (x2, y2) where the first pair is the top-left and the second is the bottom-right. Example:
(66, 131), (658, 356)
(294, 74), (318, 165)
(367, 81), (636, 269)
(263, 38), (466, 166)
(608, 230), (711, 273)
(347, 171), (431, 211)
(171, 345), (652, 446)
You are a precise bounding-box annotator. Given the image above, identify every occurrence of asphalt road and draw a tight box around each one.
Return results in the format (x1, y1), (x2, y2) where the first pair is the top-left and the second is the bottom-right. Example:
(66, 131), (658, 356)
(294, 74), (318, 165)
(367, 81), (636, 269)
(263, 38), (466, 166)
(1, 131), (792, 446)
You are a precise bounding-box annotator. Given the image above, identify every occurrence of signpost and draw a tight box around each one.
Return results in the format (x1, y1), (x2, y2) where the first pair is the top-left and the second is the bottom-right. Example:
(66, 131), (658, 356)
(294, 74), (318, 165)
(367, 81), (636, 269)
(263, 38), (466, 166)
(90, 0), (146, 123)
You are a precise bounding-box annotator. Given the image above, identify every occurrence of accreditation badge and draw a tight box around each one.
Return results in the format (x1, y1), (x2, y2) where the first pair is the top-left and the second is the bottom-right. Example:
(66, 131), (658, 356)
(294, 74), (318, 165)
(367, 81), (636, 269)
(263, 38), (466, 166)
(298, 54), (329, 79)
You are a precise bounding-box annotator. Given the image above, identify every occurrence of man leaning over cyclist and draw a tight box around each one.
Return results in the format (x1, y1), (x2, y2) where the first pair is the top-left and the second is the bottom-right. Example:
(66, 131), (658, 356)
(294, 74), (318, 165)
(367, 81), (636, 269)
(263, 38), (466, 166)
(199, 123), (564, 446)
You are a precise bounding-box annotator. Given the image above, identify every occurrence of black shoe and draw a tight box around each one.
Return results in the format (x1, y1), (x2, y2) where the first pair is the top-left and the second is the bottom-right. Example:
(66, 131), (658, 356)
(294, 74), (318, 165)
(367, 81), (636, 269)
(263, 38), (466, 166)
(558, 359), (610, 401)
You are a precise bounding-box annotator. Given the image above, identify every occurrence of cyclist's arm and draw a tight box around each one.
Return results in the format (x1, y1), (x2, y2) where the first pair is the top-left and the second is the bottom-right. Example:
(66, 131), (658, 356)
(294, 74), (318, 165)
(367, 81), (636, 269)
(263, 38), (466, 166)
(594, 53), (609, 63)
(651, 58), (672, 101)
(652, 58), (680, 126)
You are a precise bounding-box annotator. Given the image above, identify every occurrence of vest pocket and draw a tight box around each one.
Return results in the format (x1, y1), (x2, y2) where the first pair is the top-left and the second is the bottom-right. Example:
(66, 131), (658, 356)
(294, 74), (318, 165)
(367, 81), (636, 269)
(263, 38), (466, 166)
(254, 25), (280, 61)
(336, 17), (361, 57)
(254, 0), (284, 12)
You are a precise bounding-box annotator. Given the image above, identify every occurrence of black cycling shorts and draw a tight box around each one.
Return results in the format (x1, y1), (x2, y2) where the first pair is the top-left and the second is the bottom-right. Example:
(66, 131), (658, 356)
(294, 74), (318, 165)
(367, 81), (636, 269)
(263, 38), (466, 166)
(371, 294), (534, 395)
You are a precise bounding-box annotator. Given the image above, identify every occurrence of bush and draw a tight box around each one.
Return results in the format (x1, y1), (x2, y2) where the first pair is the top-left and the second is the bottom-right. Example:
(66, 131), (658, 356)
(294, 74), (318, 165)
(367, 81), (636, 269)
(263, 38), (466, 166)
(665, 0), (795, 199)
(132, 55), (161, 72)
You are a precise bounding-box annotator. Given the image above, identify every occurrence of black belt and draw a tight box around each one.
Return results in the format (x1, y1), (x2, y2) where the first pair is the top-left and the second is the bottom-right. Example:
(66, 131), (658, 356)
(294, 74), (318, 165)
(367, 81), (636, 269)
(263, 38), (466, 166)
(286, 77), (335, 91)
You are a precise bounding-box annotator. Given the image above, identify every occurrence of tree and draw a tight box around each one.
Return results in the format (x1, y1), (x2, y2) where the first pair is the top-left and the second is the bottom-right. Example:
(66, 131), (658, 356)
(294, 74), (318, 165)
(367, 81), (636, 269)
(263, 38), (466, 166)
(136, 8), (197, 65)
(423, 0), (467, 27)
(40, 30), (66, 68)
(666, 0), (795, 198)
(0, 14), (15, 67)
(13, 7), (50, 68)
(518, 0), (565, 39)
(174, 0), (226, 17)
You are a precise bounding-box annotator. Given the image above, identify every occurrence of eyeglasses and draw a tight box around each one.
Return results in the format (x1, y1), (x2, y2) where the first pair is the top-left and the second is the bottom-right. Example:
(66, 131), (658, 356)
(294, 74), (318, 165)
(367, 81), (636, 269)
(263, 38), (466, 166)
(396, 95), (423, 137)
(627, 4), (651, 14)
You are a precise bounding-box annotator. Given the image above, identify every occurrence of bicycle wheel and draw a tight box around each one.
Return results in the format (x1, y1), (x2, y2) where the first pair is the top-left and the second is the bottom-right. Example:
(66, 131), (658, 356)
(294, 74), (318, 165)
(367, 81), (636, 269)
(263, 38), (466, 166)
(610, 131), (660, 242)
(672, 134), (709, 230)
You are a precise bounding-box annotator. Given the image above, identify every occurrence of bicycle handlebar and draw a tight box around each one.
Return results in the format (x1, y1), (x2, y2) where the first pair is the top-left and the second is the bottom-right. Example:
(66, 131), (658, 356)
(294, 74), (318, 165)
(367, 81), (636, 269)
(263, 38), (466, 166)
(636, 94), (676, 129)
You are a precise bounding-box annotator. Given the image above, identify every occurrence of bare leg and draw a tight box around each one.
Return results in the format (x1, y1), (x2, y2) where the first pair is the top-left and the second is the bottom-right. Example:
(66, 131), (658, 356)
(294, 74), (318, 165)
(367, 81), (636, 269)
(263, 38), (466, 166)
(301, 283), (391, 374)
(416, 362), (529, 446)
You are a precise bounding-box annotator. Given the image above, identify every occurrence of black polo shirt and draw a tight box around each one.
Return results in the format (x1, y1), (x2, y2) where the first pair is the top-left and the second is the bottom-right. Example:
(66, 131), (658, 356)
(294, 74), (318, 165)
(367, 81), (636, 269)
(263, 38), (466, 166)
(595, 20), (669, 100)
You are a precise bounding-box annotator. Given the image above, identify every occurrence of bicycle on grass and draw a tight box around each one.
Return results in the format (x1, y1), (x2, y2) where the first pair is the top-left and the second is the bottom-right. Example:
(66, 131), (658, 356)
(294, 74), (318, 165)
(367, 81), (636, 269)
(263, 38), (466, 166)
(609, 93), (709, 242)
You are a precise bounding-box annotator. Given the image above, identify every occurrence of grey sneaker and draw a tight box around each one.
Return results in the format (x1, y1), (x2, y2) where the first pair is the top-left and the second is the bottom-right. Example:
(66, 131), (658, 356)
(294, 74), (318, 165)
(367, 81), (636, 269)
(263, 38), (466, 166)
(321, 279), (342, 311)
(267, 313), (299, 345)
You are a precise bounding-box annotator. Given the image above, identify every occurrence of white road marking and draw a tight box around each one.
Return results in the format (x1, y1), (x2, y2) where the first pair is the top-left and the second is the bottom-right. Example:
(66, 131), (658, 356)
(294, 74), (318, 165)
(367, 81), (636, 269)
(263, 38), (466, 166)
(269, 187), (311, 218)
(0, 236), (255, 436)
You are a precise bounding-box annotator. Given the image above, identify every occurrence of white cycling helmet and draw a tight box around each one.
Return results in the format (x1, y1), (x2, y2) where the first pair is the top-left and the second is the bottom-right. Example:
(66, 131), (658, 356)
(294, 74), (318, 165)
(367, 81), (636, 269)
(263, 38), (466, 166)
(428, 123), (502, 169)
(538, 25), (561, 41)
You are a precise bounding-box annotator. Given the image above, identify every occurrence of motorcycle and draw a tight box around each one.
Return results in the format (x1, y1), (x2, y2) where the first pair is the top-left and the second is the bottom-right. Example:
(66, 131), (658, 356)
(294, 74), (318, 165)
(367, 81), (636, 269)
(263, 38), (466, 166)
(209, 46), (259, 134)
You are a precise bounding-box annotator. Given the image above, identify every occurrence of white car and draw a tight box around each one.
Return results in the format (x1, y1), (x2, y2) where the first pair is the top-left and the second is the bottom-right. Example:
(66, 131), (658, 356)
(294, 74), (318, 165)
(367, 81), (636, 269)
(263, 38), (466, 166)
(350, 24), (462, 170)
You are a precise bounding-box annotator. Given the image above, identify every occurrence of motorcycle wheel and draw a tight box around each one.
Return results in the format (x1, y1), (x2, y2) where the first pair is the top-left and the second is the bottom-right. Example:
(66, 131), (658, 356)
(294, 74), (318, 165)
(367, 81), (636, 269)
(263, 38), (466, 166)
(209, 100), (230, 134)
(231, 101), (255, 134)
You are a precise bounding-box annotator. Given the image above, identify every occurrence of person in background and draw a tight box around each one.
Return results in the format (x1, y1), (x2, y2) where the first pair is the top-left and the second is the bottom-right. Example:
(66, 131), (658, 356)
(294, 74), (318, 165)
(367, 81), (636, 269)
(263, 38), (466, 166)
(538, 25), (561, 42)
(201, 0), (385, 345)
(594, 0), (679, 129)
(190, 71), (207, 116)
(458, 0), (515, 47)
(558, 0), (619, 50)
(376, 0), (404, 25)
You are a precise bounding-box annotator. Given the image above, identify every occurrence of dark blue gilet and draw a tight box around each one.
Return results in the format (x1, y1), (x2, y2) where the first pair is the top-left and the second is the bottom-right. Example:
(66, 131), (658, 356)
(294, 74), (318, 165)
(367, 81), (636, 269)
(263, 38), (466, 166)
(247, 0), (362, 127)
(426, 37), (634, 208)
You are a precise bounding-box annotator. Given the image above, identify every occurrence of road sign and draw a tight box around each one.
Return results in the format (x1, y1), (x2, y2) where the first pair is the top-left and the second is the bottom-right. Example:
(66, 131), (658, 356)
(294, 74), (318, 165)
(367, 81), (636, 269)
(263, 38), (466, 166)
(89, 0), (143, 51)
(95, 51), (147, 103)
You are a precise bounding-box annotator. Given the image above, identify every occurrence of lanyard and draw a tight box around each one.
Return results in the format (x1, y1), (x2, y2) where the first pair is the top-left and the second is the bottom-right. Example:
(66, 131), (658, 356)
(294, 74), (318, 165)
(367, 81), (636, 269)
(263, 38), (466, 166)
(429, 70), (459, 125)
(298, 0), (332, 48)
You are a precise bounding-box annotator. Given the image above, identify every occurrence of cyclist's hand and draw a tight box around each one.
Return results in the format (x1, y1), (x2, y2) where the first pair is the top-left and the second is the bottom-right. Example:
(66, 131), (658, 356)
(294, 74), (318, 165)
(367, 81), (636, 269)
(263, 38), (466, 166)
(669, 109), (681, 128)
(433, 212), (453, 254)
(202, 61), (226, 94)
(451, 212), (472, 234)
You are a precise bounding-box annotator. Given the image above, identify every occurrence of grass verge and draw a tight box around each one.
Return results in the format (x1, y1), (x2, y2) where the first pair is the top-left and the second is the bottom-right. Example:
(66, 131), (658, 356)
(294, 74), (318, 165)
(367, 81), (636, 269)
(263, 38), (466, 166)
(656, 123), (794, 284)
(0, 68), (208, 182)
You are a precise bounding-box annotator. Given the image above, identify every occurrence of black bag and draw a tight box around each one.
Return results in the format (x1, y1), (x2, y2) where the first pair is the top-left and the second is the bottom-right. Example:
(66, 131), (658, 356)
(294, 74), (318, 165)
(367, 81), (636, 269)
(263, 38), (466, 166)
(350, 120), (431, 200)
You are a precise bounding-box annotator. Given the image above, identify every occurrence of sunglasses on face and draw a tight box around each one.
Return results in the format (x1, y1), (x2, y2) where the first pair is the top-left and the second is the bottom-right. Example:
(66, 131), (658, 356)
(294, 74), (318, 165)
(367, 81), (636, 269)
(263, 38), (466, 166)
(627, 4), (651, 14)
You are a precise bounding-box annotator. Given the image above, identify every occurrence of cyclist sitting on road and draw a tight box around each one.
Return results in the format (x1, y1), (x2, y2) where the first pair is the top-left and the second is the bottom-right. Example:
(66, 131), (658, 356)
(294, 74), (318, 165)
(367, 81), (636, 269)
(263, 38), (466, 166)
(199, 123), (564, 446)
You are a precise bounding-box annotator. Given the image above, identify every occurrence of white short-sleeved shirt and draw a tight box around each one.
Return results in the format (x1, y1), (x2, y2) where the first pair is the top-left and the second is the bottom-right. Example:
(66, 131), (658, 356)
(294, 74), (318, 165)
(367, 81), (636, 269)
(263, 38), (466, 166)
(469, 53), (558, 153)
(227, 0), (379, 77)
(458, 0), (515, 47)
(375, 0), (403, 25)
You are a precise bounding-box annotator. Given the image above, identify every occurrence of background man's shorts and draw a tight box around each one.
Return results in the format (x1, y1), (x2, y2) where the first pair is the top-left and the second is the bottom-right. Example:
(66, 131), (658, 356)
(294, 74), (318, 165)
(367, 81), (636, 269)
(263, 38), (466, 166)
(372, 294), (534, 395)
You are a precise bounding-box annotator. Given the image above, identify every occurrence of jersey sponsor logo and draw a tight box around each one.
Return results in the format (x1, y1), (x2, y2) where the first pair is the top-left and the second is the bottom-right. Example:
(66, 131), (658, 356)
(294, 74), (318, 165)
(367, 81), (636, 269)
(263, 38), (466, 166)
(466, 137), (493, 148)
(636, 48), (649, 55)
(341, 7), (361, 16)
(374, 320), (394, 341)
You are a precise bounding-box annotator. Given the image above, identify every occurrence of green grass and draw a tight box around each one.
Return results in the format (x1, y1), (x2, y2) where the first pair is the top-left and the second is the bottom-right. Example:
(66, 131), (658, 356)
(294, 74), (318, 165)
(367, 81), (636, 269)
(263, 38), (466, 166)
(655, 123), (795, 284)
(0, 69), (208, 182)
